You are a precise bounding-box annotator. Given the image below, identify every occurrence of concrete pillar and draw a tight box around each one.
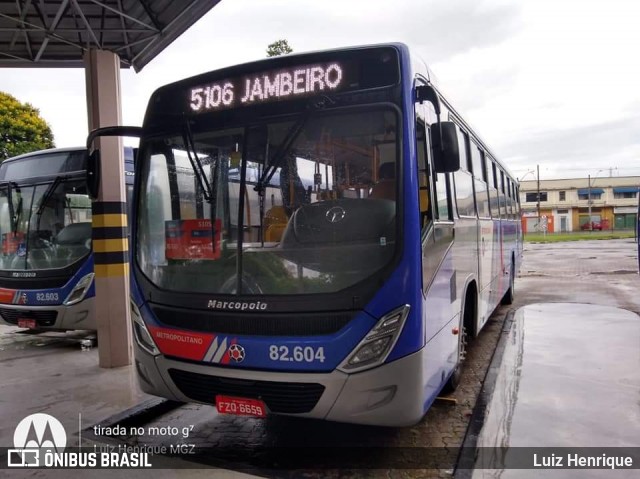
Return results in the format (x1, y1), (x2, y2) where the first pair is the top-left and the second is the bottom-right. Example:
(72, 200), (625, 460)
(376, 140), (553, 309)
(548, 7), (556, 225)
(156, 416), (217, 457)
(84, 49), (132, 368)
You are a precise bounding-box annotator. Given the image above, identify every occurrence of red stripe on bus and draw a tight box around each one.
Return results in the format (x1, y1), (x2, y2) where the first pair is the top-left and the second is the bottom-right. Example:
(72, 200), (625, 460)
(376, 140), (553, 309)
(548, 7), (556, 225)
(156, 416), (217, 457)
(148, 326), (215, 361)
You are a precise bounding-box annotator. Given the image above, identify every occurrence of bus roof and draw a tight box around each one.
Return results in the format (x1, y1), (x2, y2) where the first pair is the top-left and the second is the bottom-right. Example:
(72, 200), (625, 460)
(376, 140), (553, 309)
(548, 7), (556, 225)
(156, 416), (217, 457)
(2, 146), (85, 164)
(2, 146), (135, 165)
(140, 41), (515, 183)
(0, 147), (135, 182)
(151, 42), (410, 97)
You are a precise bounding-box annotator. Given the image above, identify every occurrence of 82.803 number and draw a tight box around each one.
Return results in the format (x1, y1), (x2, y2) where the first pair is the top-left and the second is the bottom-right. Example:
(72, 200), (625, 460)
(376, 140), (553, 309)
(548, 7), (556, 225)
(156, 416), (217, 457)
(269, 345), (325, 363)
(36, 292), (58, 302)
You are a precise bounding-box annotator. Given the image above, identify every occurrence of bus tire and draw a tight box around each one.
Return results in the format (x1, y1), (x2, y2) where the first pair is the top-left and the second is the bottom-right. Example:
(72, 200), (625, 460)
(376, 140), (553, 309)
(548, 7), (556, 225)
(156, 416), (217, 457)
(501, 258), (515, 305)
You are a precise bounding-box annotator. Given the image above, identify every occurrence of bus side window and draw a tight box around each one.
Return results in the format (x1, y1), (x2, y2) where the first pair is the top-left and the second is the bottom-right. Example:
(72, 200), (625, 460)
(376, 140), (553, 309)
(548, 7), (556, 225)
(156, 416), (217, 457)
(506, 178), (514, 219)
(452, 128), (476, 218)
(488, 159), (500, 218)
(415, 120), (432, 230)
(499, 170), (507, 219)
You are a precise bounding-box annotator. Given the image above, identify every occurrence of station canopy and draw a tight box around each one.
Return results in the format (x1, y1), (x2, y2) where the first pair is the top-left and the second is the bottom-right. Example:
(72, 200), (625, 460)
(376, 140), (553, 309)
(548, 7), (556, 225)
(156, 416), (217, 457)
(0, 0), (221, 72)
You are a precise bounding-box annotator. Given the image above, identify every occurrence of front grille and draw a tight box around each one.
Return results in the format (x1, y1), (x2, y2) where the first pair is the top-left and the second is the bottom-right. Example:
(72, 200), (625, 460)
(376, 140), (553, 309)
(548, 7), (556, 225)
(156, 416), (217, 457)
(168, 369), (325, 414)
(0, 307), (58, 327)
(0, 276), (70, 290)
(152, 304), (353, 336)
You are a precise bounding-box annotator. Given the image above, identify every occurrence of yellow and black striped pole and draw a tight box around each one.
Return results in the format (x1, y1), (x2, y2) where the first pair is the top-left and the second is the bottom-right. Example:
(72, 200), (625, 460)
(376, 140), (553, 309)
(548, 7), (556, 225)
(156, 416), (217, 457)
(92, 202), (129, 278)
(90, 197), (132, 368)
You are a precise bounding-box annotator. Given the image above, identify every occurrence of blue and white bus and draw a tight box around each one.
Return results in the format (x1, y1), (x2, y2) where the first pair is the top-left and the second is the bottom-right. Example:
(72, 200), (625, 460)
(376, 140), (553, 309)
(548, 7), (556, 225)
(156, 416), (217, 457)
(88, 43), (522, 426)
(0, 147), (135, 331)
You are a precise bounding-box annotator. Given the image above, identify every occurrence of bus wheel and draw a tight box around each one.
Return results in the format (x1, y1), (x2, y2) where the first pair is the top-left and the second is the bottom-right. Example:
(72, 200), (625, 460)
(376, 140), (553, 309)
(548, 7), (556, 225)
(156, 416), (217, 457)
(501, 259), (515, 305)
(442, 318), (468, 394)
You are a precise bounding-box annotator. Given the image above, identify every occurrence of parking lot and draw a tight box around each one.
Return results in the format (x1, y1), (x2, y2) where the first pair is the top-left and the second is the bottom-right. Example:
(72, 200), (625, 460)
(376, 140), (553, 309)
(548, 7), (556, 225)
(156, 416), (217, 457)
(1, 238), (639, 478)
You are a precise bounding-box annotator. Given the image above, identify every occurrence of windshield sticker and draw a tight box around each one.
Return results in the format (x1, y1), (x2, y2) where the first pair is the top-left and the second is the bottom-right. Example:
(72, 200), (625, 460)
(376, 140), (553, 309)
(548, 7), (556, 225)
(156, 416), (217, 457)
(165, 219), (221, 260)
(2, 232), (24, 255)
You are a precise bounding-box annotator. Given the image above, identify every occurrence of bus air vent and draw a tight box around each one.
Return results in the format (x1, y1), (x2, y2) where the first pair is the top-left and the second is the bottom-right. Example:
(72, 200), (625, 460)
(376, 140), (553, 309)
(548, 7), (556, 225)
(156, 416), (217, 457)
(0, 307), (58, 327)
(151, 304), (353, 336)
(168, 369), (325, 414)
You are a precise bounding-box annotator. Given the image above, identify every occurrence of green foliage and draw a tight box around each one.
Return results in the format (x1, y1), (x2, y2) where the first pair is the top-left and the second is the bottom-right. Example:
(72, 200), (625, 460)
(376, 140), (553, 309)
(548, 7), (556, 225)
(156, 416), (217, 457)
(0, 91), (55, 161)
(266, 39), (293, 57)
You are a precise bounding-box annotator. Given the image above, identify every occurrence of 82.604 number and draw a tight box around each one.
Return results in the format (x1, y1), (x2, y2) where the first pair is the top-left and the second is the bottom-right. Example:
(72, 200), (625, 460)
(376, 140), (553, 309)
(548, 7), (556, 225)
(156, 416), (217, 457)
(269, 345), (325, 363)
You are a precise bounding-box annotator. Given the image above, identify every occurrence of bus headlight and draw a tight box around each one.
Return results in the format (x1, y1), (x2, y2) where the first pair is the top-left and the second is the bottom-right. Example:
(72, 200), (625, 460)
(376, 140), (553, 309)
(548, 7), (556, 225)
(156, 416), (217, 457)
(63, 273), (95, 306)
(338, 305), (410, 373)
(131, 300), (160, 356)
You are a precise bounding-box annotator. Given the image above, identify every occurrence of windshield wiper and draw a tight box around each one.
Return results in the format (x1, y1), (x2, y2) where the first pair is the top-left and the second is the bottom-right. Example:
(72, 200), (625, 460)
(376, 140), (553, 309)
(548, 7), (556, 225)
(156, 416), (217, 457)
(254, 113), (309, 196)
(251, 113), (309, 246)
(36, 175), (64, 217)
(35, 175), (68, 236)
(182, 119), (213, 203)
(181, 119), (219, 264)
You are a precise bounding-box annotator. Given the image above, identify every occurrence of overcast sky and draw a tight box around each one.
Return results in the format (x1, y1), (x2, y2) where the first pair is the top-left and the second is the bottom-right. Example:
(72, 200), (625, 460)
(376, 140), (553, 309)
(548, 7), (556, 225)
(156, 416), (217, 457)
(1, 0), (639, 181)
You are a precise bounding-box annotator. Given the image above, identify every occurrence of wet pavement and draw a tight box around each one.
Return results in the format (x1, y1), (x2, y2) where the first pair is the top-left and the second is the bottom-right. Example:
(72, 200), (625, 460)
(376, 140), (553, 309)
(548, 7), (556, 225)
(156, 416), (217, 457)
(1, 238), (639, 477)
(468, 302), (640, 478)
(0, 328), (147, 440)
(513, 239), (640, 315)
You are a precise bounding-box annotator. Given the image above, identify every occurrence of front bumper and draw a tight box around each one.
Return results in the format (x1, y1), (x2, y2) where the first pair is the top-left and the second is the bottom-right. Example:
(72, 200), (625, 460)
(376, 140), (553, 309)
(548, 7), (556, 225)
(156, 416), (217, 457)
(0, 297), (96, 331)
(134, 341), (427, 427)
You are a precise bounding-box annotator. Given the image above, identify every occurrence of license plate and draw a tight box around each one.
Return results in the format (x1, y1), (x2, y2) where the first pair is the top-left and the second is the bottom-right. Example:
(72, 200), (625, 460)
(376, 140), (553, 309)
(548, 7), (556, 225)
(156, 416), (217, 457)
(18, 319), (37, 329)
(215, 395), (267, 417)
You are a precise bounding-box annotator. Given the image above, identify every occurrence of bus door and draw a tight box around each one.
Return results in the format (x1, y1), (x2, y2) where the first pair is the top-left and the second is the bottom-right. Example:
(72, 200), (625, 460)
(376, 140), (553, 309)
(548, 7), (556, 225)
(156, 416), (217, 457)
(469, 143), (492, 324)
(416, 111), (455, 341)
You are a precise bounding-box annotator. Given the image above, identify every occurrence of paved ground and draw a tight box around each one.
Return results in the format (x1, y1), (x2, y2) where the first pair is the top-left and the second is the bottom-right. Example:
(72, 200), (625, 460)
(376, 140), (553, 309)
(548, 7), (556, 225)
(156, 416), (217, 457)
(469, 302), (639, 478)
(1, 238), (638, 478)
(513, 239), (640, 315)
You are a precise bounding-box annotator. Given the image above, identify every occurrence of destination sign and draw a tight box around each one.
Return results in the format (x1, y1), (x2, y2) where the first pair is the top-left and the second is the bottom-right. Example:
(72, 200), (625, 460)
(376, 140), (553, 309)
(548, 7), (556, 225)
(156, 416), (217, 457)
(188, 63), (345, 114)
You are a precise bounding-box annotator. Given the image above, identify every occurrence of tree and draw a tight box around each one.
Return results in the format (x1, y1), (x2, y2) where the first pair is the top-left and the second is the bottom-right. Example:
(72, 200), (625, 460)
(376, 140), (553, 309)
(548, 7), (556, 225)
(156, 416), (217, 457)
(0, 91), (55, 161)
(266, 39), (293, 57)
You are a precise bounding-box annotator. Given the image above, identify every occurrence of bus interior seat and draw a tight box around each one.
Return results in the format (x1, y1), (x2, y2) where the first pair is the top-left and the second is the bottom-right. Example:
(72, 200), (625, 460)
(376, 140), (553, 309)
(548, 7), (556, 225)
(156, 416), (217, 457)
(419, 188), (430, 214)
(264, 205), (288, 242)
(369, 162), (396, 200)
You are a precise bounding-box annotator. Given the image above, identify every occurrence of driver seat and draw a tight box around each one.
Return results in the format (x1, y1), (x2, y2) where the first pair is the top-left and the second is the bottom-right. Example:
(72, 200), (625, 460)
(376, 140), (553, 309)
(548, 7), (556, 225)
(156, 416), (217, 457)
(369, 162), (396, 200)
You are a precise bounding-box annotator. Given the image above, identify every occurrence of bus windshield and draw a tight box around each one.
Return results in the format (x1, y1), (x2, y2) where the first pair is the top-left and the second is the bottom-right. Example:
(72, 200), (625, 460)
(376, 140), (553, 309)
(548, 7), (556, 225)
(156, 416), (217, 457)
(0, 178), (92, 271)
(137, 107), (399, 295)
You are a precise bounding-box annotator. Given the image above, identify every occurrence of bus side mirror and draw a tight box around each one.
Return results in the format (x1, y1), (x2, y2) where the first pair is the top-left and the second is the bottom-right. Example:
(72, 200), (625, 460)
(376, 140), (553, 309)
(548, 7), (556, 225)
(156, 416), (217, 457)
(86, 149), (101, 199)
(415, 84), (441, 116)
(85, 125), (144, 200)
(431, 122), (460, 173)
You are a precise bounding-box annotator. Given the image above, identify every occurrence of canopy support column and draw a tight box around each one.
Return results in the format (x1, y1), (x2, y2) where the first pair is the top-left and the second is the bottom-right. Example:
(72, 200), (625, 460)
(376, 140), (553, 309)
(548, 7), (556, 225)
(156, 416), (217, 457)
(84, 48), (132, 368)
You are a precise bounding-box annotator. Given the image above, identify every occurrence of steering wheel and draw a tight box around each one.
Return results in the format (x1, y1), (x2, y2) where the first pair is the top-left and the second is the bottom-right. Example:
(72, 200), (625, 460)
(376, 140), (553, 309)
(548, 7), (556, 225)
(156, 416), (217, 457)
(219, 275), (263, 295)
